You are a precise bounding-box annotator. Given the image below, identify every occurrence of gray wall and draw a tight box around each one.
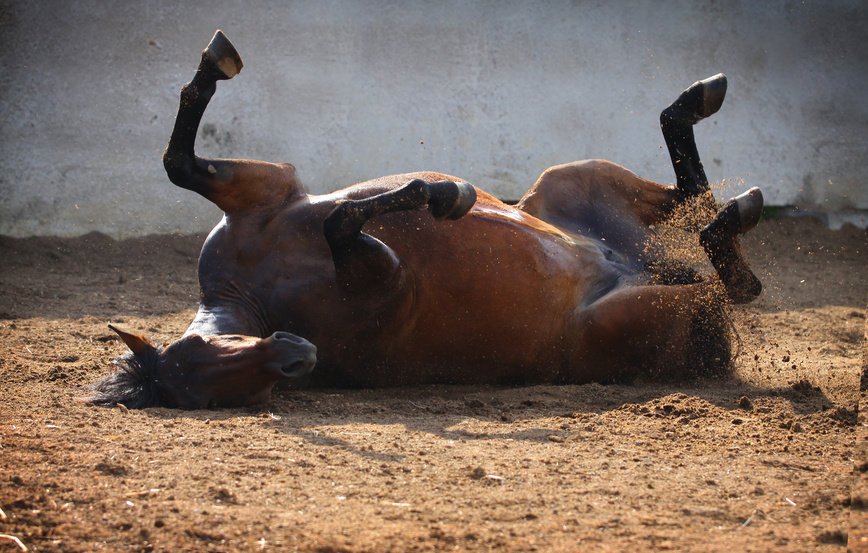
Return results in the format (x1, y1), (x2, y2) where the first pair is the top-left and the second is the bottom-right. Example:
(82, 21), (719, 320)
(1, 0), (866, 237)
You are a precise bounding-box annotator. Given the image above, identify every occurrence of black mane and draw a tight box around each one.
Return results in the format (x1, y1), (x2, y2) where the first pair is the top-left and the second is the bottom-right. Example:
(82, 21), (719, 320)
(81, 346), (164, 409)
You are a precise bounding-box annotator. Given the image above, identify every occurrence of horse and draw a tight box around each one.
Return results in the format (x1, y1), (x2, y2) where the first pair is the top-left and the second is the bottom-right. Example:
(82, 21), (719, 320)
(83, 30), (762, 409)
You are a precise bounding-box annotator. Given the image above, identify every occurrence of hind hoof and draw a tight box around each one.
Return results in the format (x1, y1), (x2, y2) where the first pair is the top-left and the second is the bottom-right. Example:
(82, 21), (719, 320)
(702, 187), (764, 240)
(204, 30), (243, 79)
(733, 187), (763, 234)
(700, 193), (764, 304)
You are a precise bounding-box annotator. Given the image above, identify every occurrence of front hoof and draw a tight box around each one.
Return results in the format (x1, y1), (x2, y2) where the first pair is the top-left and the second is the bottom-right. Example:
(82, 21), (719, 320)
(429, 181), (477, 220)
(697, 74), (727, 119)
(664, 73), (728, 124)
(444, 181), (477, 220)
(204, 30), (243, 79)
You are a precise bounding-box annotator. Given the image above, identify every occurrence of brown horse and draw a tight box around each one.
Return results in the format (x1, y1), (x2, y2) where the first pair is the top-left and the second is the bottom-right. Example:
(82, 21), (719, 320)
(84, 31), (763, 409)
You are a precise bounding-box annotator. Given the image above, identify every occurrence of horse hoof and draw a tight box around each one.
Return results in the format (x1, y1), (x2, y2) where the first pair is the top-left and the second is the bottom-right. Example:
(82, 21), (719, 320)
(733, 187), (763, 234)
(699, 191), (764, 304)
(204, 30), (243, 80)
(664, 73), (727, 125)
(428, 181), (477, 221)
(701, 187), (764, 240)
(697, 74), (727, 119)
(445, 181), (478, 220)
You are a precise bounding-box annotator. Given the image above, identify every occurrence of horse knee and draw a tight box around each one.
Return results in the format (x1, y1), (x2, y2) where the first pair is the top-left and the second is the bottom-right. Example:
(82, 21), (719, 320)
(323, 202), (403, 294)
(323, 202), (364, 251)
(162, 150), (193, 187)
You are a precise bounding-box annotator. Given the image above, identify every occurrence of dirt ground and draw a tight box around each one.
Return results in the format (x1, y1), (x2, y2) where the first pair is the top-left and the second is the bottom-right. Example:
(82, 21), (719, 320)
(0, 216), (865, 552)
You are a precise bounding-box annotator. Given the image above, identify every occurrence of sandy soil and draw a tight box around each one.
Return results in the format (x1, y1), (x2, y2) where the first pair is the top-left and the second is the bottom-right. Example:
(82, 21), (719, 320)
(0, 216), (865, 552)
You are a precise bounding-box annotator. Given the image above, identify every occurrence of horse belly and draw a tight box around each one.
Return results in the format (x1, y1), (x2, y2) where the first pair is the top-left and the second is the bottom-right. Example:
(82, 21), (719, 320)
(374, 212), (608, 383)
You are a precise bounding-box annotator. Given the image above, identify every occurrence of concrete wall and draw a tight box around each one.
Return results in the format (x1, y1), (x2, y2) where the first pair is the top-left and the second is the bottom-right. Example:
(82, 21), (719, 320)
(1, 0), (866, 237)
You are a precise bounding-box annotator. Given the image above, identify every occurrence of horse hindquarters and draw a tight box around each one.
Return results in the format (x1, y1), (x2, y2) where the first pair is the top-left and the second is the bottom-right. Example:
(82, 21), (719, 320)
(516, 74), (732, 248)
(565, 184), (764, 382)
(572, 281), (731, 382)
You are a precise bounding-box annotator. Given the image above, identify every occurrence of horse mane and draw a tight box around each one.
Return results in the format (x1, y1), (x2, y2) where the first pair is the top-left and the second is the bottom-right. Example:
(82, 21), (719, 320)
(80, 346), (165, 409)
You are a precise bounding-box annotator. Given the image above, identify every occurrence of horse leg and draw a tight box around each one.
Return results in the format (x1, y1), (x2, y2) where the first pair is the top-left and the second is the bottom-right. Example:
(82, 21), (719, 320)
(659, 73), (763, 301)
(700, 187), (764, 303)
(162, 30), (241, 197)
(324, 178), (477, 293)
(517, 159), (683, 271)
(163, 30), (303, 214)
(660, 74), (727, 205)
(519, 74), (729, 232)
(659, 74), (764, 301)
(518, 162), (763, 302)
(576, 185), (763, 383)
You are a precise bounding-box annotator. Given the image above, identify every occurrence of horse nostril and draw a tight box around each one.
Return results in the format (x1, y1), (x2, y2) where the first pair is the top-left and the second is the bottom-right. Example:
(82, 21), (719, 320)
(265, 332), (317, 377)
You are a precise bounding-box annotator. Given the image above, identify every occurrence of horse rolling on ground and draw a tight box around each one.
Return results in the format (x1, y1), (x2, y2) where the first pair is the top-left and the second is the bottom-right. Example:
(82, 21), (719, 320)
(84, 31), (763, 409)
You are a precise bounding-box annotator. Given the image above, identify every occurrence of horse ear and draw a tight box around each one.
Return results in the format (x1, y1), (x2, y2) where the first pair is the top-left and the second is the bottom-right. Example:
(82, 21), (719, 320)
(108, 324), (154, 355)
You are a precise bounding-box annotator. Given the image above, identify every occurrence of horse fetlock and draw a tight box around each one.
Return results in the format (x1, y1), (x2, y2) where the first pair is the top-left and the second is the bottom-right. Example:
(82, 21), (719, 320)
(401, 179), (430, 202)
(700, 202), (738, 246)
